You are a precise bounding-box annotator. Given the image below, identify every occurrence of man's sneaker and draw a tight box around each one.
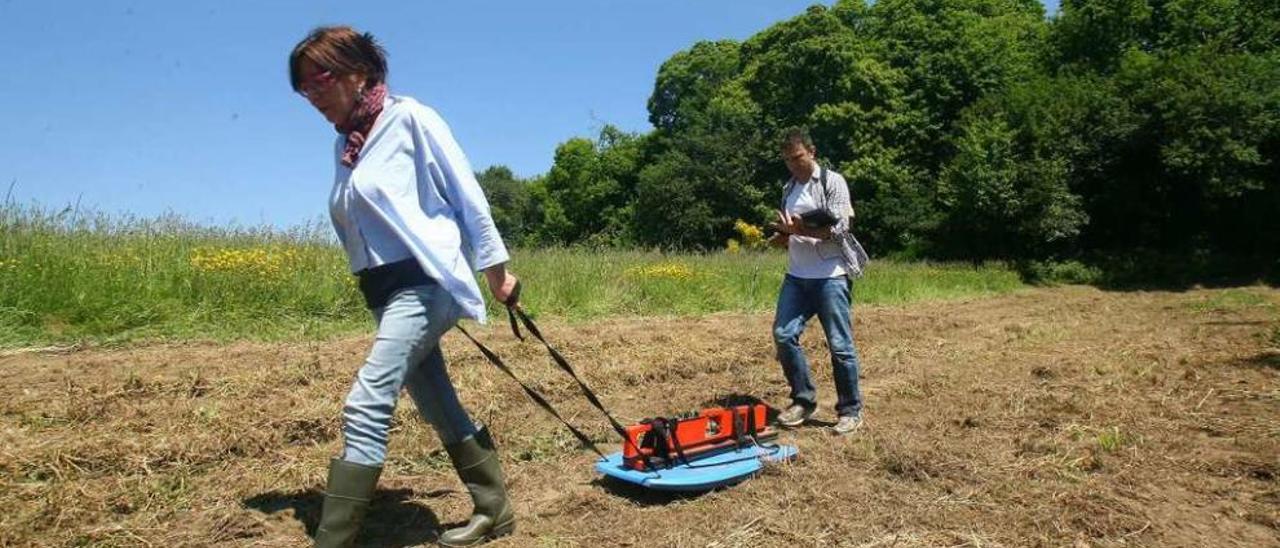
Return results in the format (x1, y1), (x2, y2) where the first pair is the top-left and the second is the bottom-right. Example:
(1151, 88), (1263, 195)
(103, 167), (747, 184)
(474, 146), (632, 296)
(832, 414), (863, 436)
(777, 404), (815, 427)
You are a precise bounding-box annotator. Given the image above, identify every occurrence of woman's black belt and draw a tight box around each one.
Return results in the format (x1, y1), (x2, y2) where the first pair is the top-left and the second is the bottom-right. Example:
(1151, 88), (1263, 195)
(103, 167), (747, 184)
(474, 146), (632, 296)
(356, 259), (435, 309)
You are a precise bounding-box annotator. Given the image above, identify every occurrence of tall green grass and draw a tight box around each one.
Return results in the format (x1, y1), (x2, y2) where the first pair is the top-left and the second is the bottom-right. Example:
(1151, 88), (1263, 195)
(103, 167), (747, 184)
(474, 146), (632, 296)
(0, 203), (1023, 348)
(504, 248), (1024, 320)
(0, 204), (363, 347)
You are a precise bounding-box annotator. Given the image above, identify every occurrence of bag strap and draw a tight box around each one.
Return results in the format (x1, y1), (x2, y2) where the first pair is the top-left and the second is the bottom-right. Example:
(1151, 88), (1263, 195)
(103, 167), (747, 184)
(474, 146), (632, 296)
(781, 166), (827, 211)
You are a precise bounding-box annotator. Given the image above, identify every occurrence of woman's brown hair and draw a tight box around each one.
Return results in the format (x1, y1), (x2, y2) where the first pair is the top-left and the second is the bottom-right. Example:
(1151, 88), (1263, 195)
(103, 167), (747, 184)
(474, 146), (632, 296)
(289, 26), (388, 91)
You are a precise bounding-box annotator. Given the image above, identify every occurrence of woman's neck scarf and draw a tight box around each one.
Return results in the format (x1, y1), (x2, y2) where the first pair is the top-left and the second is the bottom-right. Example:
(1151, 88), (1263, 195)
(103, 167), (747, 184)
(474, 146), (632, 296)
(336, 82), (388, 168)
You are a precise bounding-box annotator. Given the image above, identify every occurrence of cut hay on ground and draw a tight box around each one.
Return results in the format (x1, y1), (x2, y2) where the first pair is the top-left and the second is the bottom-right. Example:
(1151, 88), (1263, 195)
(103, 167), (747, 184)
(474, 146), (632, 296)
(2, 286), (1277, 547)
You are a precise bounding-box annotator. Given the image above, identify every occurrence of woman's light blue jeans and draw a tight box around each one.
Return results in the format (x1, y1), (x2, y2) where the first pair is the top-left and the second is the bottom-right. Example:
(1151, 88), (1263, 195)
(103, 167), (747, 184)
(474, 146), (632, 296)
(772, 274), (863, 418)
(341, 283), (478, 466)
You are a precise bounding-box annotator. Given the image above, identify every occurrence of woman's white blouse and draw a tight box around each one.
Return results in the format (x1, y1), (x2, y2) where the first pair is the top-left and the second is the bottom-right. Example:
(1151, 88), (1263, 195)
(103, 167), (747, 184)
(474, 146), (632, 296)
(330, 166), (413, 272)
(329, 95), (510, 322)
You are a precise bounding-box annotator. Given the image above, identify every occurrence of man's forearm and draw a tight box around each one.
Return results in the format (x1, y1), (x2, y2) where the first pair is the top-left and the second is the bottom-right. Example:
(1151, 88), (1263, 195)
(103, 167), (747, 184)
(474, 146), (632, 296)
(793, 225), (833, 240)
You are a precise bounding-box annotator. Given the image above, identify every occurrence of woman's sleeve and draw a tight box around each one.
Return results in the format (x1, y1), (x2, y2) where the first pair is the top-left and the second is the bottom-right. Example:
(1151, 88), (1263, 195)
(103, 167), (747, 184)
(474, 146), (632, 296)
(414, 107), (510, 271)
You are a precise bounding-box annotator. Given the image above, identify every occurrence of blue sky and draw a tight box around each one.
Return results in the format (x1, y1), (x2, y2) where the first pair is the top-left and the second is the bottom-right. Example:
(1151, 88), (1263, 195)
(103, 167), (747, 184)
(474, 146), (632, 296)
(0, 1), (1059, 228)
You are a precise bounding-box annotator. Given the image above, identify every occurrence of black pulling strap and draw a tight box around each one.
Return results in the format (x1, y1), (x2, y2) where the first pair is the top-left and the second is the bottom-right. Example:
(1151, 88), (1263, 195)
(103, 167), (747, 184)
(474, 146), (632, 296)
(454, 325), (605, 457)
(457, 280), (643, 458)
(501, 278), (523, 340)
(507, 304), (634, 446)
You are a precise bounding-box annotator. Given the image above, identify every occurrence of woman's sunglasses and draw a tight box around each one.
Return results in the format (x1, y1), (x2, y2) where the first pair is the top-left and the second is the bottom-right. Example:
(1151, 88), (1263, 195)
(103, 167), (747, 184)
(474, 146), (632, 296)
(298, 70), (337, 98)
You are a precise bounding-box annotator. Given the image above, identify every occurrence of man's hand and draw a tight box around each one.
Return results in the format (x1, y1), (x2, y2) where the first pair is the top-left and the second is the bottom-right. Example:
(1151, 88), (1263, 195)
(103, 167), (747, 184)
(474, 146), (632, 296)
(772, 209), (829, 240)
(484, 263), (520, 307)
(773, 210), (799, 235)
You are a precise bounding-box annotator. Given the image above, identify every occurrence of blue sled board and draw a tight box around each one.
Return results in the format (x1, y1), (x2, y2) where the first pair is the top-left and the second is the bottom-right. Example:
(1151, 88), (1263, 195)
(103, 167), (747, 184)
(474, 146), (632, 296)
(595, 444), (798, 492)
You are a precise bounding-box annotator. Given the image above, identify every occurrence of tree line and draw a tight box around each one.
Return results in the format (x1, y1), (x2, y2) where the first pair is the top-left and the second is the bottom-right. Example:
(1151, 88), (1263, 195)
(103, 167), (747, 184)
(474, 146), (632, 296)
(479, 0), (1278, 278)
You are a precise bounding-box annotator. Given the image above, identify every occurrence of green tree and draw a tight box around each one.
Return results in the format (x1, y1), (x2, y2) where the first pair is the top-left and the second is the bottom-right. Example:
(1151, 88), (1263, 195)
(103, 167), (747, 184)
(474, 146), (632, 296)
(1051, 0), (1156, 70)
(866, 0), (1047, 165)
(648, 40), (743, 133)
(936, 105), (1087, 259)
(476, 165), (534, 246)
(640, 34), (773, 248)
(632, 124), (770, 249)
(1053, 0), (1280, 71)
(518, 0), (1279, 276)
(534, 126), (647, 246)
(856, 0), (1049, 254)
(1111, 48), (1280, 255)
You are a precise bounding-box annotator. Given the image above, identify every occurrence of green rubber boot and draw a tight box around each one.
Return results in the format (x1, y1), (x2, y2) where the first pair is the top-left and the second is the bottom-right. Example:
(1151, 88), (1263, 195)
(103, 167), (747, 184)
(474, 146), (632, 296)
(314, 458), (382, 548)
(438, 427), (515, 546)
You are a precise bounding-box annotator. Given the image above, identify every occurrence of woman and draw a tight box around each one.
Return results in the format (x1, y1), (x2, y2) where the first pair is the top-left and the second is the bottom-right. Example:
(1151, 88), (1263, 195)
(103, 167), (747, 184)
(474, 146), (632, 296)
(289, 26), (517, 547)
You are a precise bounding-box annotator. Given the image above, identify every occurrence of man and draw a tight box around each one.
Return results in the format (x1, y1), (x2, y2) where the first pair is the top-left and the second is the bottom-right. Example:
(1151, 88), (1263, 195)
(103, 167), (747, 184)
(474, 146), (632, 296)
(769, 128), (869, 436)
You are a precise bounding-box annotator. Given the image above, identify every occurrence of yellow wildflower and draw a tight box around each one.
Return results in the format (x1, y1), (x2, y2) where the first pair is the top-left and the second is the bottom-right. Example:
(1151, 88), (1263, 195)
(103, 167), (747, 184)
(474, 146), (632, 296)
(732, 219), (766, 250)
(624, 262), (696, 281)
(189, 245), (302, 282)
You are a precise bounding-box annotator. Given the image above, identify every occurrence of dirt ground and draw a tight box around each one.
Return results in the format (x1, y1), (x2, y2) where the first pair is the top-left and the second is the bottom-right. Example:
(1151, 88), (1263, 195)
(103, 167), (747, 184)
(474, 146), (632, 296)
(1, 286), (1277, 547)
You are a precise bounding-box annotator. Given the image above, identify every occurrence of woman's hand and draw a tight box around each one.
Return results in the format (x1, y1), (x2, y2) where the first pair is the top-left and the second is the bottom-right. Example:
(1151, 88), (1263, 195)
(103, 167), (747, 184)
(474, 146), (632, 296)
(484, 263), (520, 307)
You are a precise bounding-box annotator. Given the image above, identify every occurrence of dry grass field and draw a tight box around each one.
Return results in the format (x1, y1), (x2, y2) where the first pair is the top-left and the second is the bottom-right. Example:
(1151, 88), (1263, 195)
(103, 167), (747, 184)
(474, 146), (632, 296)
(2, 286), (1277, 547)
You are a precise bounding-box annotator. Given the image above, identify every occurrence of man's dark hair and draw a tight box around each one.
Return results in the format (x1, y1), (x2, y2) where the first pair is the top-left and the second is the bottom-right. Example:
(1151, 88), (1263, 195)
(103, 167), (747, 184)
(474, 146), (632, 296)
(779, 127), (815, 151)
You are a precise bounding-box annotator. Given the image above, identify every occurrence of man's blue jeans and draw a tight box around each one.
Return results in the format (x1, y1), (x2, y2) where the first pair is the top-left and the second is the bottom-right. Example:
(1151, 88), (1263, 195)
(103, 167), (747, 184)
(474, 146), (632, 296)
(773, 274), (863, 418)
(341, 283), (478, 466)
